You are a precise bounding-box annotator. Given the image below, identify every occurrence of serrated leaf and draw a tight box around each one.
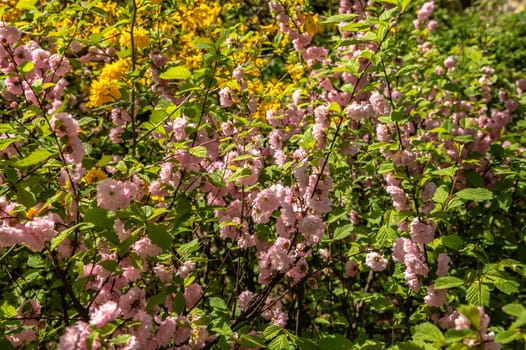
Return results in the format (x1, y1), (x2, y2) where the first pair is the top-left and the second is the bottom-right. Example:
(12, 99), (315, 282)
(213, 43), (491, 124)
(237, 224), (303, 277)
(14, 149), (53, 167)
(455, 188), (493, 202)
(268, 334), (289, 350)
(160, 66), (191, 80)
(375, 225), (397, 248)
(434, 276), (464, 289)
(332, 224), (354, 241)
(263, 325), (283, 340)
(432, 166), (458, 177)
(189, 145), (207, 158)
(177, 238), (200, 259)
(413, 322), (445, 343)
(432, 186), (449, 204)
(465, 282), (490, 306)
(0, 300), (17, 318)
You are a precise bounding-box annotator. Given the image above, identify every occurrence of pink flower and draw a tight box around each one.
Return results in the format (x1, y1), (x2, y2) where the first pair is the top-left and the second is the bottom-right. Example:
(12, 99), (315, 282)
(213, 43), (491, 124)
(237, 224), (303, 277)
(62, 136), (85, 164)
(7, 329), (37, 347)
(365, 252), (388, 271)
(369, 91), (392, 116)
(96, 179), (131, 211)
(155, 316), (176, 347)
(184, 283), (202, 309)
(32, 48), (50, 70)
(437, 253), (450, 276)
(177, 260), (195, 278)
(344, 260), (360, 277)
(58, 321), (90, 350)
(49, 54), (70, 76)
(50, 113), (78, 137)
(422, 182), (437, 202)
(119, 287), (145, 318)
(345, 101), (375, 121)
(424, 284), (447, 307)
(90, 301), (120, 328)
(219, 86), (234, 107)
(238, 290), (254, 311)
(298, 214), (325, 245)
(410, 218), (435, 245)
(444, 56), (455, 69)
(417, 1), (434, 22)
(133, 237), (161, 259)
(0, 24), (21, 45)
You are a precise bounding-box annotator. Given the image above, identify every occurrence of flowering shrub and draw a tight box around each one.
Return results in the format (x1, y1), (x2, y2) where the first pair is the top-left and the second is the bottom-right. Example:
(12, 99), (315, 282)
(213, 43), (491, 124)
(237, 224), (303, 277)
(0, 0), (525, 349)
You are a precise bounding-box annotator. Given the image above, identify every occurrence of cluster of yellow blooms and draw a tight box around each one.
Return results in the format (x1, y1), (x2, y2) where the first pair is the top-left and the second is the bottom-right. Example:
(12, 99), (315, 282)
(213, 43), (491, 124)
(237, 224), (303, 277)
(88, 59), (130, 108)
(27, 0), (323, 115)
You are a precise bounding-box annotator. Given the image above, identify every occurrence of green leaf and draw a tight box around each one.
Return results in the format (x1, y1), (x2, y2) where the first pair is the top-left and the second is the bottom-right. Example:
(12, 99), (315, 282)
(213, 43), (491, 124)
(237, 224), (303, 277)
(444, 328), (476, 343)
(14, 149), (53, 167)
(21, 61), (35, 74)
(465, 282), (490, 306)
(455, 188), (493, 202)
(189, 145), (207, 158)
(413, 322), (445, 343)
(110, 334), (132, 345)
(432, 166), (458, 177)
(434, 276), (464, 289)
(16, 0), (37, 10)
(502, 303), (526, 317)
(84, 208), (115, 229)
(401, 0), (413, 12)
(209, 297), (229, 313)
(440, 235), (463, 250)
(458, 305), (481, 332)
(263, 325), (283, 340)
(146, 223), (173, 250)
(238, 335), (267, 348)
(177, 238), (200, 259)
(227, 167), (252, 183)
(321, 13), (358, 24)
(0, 300), (16, 318)
(375, 225), (397, 248)
(268, 334), (290, 350)
(319, 334), (354, 349)
(50, 222), (93, 250)
(332, 224), (354, 241)
(160, 66), (192, 80)
(495, 330), (519, 344)
(432, 186), (449, 205)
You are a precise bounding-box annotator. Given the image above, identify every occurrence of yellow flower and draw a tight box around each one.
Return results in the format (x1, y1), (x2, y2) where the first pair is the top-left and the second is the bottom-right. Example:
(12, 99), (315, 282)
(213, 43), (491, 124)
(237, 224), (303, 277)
(84, 168), (108, 185)
(120, 27), (150, 50)
(100, 58), (130, 81)
(87, 79), (121, 107)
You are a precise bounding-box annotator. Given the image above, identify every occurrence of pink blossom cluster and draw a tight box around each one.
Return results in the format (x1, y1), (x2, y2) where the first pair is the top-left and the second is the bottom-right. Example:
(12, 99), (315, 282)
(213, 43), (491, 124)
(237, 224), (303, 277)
(392, 237), (429, 291)
(0, 24), (70, 113)
(0, 196), (62, 252)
